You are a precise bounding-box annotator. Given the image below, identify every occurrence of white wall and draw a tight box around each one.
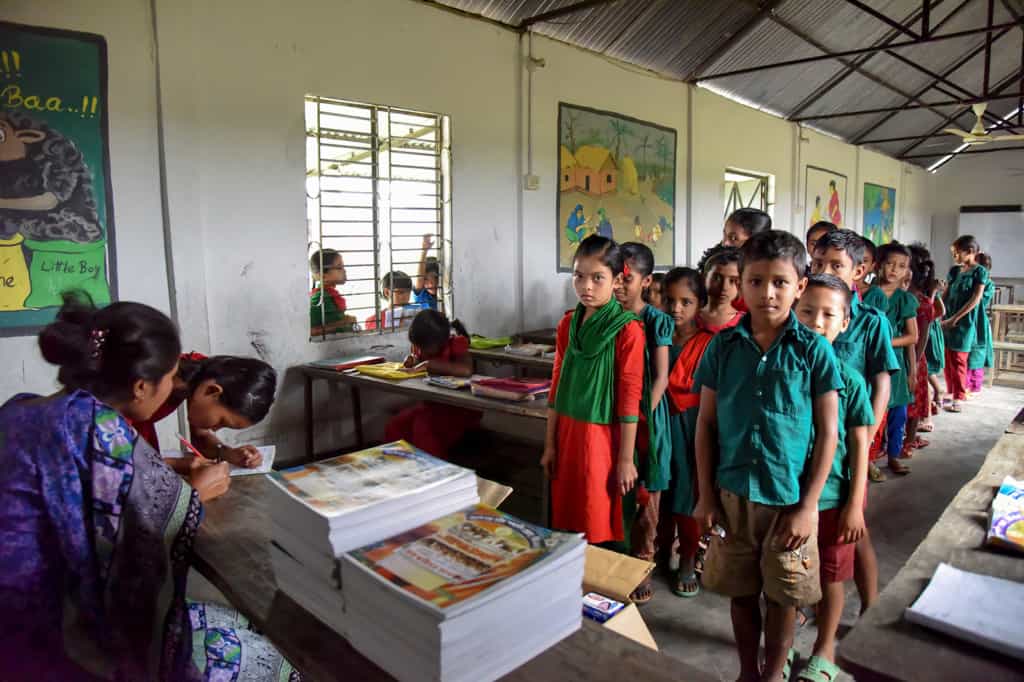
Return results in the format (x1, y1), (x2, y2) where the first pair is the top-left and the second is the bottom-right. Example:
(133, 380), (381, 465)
(4, 0), (971, 463)
(1, 0), (171, 402)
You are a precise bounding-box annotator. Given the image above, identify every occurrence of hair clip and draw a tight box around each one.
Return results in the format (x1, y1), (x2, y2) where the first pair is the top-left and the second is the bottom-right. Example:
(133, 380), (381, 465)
(622, 263), (631, 278)
(90, 328), (108, 360)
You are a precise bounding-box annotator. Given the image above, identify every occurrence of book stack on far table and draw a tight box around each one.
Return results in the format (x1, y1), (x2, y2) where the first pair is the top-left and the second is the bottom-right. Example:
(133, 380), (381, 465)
(266, 441), (478, 636)
(341, 504), (586, 682)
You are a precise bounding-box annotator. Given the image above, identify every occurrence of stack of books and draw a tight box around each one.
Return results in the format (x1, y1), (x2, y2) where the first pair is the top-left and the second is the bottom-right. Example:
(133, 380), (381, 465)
(341, 504), (585, 681)
(267, 441), (479, 632)
(470, 377), (551, 401)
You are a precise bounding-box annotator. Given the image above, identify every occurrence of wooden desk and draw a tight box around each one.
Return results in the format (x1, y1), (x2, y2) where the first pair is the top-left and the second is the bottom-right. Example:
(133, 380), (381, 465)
(193, 476), (715, 682)
(838, 428), (1024, 681)
(517, 328), (557, 346)
(469, 347), (554, 375)
(300, 365), (548, 458)
(990, 305), (1024, 385)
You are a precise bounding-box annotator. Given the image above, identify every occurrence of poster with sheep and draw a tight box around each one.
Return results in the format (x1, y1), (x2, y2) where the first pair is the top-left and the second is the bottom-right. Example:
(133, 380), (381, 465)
(557, 102), (675, 272)
(0, 22), (114, 335)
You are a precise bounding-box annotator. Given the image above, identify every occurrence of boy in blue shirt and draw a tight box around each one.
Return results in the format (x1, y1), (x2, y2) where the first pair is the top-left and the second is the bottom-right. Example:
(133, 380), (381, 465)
(694, 231), (842, 682)
(415, 234), (440, 310)
(795, 274), (874, 682)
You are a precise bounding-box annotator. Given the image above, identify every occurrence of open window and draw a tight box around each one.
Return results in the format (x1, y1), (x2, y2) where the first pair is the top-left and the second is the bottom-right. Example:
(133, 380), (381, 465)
(723, 168), (774, 219)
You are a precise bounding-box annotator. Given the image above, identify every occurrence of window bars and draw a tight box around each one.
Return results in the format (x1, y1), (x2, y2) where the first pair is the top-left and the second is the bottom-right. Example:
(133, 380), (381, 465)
(306, 95), (452, 340)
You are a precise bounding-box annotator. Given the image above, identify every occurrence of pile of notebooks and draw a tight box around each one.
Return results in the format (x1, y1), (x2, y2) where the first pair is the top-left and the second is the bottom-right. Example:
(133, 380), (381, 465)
(267, 440), (584, 681)
(986, 475), (1024, 553)
(470, 377), (551, 402)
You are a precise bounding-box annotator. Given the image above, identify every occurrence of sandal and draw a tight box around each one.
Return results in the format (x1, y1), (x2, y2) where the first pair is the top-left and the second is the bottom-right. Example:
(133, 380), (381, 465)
(868, 463), (887, 483)
(671, 570), (700, 598)
(900, 447), (914, 460)
(917, 423), (934, 433)
(889, 458), (911, 475)
(796, 654), (841, 682)
(781, 648), (798, 681)
(944, 402), (962, 413)
(630, 578), (654, 605)
(910, 437), (930, 449)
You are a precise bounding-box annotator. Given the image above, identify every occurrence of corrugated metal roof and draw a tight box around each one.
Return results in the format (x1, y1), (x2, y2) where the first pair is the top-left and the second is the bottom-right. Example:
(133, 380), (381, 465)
(428, 0), (1024, 167)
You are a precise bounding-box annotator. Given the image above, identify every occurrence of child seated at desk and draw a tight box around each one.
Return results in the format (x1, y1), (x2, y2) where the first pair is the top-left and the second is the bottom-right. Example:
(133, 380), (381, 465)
(384, 310), (481, 459)
(364, 270), (422, 331)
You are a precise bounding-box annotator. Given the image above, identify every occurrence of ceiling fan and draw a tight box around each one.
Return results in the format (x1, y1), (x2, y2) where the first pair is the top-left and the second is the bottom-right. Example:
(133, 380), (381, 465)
(943, 102), (1024, 145)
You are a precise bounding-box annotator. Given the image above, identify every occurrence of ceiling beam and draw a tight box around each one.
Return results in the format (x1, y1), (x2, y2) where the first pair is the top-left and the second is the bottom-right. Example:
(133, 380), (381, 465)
(518, 0), (619, 29)
(903, 143), (1024, 158)
(849, 23), (1017, 143)
(791, 92), (1022, 121)
(786, 1), (946, 121)
(897, 67), (1024, 157)
(694, 19), (1023, 82)
(923, 0), (931, 38)
(842, 0), (920, 38)
(683, 0), (784, 82)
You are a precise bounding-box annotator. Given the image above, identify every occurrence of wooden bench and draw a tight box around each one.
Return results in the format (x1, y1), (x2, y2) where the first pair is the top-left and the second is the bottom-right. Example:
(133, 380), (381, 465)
(991, 340), (1024, 385)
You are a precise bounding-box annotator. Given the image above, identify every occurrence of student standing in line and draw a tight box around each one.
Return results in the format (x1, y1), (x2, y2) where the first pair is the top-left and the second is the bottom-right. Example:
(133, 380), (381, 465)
(647, 272), (666, 310)
(863, 242), (919, 476)
(615, 242), (673, 604)
(693, 231), (841, 682)
(657, 267), (714, 599)
(721, 208), (772, 248)
(924, 280), (947, 419)
(793, 275), (873, 682)
(966, 251), (994, 395)
(809, 228), (898, 613)
(541, 236), (645, 545)
(698, 245), (744, 333)
(804, 221), (837, 269)
(904, 246), (936, 454)
(854, 237), (877, 299)
(942, 235), (989, 412)
(386, 310), (480, 459)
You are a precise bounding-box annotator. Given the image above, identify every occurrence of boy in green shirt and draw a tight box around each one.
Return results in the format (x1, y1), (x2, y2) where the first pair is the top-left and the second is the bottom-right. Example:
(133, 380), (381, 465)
(310, 249), (357, 336)
(795, 274), (874, 682)
(694, 231), (842, 682)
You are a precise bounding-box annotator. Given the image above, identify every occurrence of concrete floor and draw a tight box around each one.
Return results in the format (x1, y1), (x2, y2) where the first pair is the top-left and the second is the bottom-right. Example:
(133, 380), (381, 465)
(639, 384), (1024, 681)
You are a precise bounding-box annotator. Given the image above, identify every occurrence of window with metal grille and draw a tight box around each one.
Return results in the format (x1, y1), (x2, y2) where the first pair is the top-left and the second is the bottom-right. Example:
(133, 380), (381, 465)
(305, 95), (452, 340)
(723, 168), (774, 219)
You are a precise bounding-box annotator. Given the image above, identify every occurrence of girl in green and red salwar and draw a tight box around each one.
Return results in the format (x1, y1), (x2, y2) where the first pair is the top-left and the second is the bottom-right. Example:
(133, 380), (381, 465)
(541, 236), (645, 547)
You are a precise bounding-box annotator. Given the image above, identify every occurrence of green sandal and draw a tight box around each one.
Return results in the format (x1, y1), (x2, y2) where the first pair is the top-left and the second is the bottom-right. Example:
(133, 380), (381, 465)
(781, 648), (798, 680)
(671, 570), (700, 598)
(797, 655), (841, 682)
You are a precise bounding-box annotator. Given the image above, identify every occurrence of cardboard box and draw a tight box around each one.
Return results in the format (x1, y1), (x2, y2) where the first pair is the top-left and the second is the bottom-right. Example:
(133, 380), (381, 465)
(582, 545), (658, 651)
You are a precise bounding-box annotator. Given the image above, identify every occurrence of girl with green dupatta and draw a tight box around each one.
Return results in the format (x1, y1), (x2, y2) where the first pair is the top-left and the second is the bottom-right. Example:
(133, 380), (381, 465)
(614, 242), (673, 604)
(541, 236), (645, 547)
(966, 252), (995, 394)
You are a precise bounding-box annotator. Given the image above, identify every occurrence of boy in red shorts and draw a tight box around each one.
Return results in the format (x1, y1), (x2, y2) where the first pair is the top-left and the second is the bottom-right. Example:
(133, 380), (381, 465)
(794, 274), (874, 681)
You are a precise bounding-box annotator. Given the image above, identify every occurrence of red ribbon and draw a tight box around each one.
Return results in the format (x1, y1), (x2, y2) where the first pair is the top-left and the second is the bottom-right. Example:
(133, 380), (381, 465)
(622, 263), (631, 278)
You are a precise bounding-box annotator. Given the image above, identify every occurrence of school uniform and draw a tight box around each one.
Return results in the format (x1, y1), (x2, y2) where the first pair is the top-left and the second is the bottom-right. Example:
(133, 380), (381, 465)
(694, 312), (843, 607)
(908, 290), (935, 420)
(862, 286), (918, 457)
(832, 294), (899, 460)
(943, 264), (990, 400)
(631, 304), (675, 560)
(817, 361), (874, 584)
(925, 298), (946, 377)
(967, 278), (995, 391)
(548, 301), (645, 544)
(697, 309), (744, 334)
(384, 335), (481, 459)
(310, 285), (351, 332)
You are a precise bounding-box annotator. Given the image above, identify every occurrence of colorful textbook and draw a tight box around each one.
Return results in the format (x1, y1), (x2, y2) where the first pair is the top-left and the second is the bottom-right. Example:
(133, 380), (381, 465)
(340, 504), (586, 682)
(987, 476), (1024, 554)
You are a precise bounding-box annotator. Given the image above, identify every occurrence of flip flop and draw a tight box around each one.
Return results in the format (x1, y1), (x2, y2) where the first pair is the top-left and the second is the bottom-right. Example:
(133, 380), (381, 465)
(671, 570), (700, 598)
(796, 655), (841, 682)
(910, 437), (930, 448)
(868, 463), (887, 483)
(945, 402), (962, 413)
(917, 423), (934, 432)
(889, 458), (911, 475)
(780, 648), (798, 681)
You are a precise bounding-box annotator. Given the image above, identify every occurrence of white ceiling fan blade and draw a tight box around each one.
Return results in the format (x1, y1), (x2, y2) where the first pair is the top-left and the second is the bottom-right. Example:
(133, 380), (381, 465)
(943, 127), (972, 138)
(988, 133), (1024, 142)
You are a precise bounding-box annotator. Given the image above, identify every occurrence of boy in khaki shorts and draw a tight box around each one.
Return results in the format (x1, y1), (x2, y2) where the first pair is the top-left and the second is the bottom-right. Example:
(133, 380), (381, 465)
(693, 231), (842, 682)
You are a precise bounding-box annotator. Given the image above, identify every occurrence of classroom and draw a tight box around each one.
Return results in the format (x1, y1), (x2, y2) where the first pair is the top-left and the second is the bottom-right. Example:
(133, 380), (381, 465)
(1, 0), (1023, 680)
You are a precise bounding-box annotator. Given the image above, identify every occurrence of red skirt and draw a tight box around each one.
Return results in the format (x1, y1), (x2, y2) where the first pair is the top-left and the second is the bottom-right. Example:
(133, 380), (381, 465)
(908, 352), (930, 420)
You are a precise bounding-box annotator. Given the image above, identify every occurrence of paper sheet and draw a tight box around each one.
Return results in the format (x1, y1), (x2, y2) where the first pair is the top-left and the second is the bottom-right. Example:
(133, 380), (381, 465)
(163, 444), (276, 477)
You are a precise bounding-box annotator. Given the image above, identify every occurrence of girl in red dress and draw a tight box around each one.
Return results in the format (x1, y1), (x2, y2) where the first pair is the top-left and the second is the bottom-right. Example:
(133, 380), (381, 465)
(905, 246), (936, 454)
(385, 310), (481, 459)
(541, 236), (645, 544)
(697, 245), (744, 333)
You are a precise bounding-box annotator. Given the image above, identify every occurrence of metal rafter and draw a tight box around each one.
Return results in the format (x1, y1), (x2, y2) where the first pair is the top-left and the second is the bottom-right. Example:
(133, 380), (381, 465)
(898, 67), (1024, 157)
(791, 92), (1021, 121)
(786, 0), (953, 121)
(903, 143), (1024, 158)
(694, 19), (1023, 82)
(683, 0), (784, 82)
(518, 0), (619, 29)
(850, 23), (1017, 143)
(842, 0), (920, 38)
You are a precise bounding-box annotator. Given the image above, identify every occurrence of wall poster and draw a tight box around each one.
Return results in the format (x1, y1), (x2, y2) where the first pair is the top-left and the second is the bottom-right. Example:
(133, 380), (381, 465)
(804, 165), (847, 230)
(0, 22), (115, 336)
(863, 182), (896, 245)
(557, 102), (675, 272)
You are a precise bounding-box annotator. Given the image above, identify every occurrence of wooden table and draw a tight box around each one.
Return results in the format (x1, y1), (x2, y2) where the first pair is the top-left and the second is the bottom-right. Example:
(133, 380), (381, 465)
(990, 304), (1024, 385)
(469, 347), (554, 375)
(300, 365), (548, 458)
(838, 427), (1024, 681)
(517, 327), (557, 346)
(193, 477), (715, 682)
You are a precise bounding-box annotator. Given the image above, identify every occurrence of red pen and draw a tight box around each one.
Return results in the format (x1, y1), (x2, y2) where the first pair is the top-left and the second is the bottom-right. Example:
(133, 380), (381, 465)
(176, 433), (207, 460)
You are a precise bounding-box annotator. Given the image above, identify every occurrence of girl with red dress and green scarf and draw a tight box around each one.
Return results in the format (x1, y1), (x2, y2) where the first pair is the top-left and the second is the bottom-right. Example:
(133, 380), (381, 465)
(541, 236), (645, 546)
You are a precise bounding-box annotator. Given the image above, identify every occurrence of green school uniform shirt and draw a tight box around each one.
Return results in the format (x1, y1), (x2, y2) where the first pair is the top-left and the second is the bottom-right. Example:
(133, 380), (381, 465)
(310, 286), (348, 330)
(968, 279), (995, 370)
(640, 304), (675, 492)
(833, 294), (900, 402)
(943, 264), (990, 352)
(693, 311), (844, 507)
(862, 287), (918, 408)
(818, 361), (875, 511)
